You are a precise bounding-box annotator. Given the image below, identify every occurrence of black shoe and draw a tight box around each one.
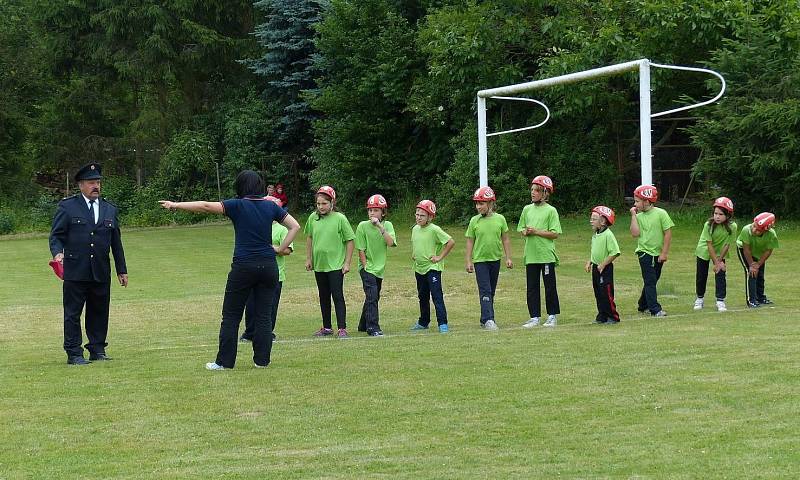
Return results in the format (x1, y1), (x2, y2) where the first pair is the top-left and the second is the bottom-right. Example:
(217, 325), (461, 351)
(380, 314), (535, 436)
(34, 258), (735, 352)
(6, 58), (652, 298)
(89, 352), (112, 361)
(367, 330), (384, 337)
(67, 356), (91, 365)
(594, 318), (608, 324)
(758, 298), (773, 305)
(606, 318), (620, 324)
(747, 300), (760, 308)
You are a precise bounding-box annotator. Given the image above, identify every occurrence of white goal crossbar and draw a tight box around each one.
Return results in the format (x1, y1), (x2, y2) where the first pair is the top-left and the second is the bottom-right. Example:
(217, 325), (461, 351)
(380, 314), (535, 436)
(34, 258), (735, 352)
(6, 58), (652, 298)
(476, 58), (726, 187)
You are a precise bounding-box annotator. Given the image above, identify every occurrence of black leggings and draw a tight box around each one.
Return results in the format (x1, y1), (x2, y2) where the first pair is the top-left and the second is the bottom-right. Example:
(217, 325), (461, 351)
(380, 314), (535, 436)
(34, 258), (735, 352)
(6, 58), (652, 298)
(315, 270), (347, 329)
(695, 257), (726, 300)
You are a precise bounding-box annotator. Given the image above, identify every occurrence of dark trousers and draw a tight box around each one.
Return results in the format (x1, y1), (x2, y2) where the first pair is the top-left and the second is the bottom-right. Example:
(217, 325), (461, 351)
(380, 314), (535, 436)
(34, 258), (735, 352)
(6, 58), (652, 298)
(475, 260), (500, 324)
(637, 253), (664, 314)
(592, 263), (620, 322)
(242, 281), (283, 340)
(62, 280), (111, 358)
(415, 270), (448, 327)
(216, 258), (278, 368)
(314, 270), (346, 329)
(525, 263), (560, 317)
(737, 248), (767, 304)
(358, 270), (383, 333)
(695, 257), (726, 300)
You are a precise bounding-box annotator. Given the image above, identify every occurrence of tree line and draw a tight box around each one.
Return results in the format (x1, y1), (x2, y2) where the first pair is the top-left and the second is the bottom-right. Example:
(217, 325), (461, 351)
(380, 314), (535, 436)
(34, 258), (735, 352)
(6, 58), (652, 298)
(1, 0), (798, 234)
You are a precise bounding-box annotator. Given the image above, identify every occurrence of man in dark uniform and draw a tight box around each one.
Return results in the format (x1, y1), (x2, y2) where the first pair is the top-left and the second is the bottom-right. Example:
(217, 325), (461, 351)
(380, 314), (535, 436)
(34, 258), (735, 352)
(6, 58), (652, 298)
(49, 163), (128, 365)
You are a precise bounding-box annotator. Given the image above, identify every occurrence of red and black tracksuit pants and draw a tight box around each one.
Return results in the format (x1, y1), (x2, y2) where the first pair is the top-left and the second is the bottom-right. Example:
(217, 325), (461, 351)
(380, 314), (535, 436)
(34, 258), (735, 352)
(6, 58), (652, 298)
(592, 263), (620, 323)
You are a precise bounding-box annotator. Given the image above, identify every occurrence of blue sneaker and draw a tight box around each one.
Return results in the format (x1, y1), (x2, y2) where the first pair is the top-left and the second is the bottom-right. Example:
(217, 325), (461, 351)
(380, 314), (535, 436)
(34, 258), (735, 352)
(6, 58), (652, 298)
(438, 324), (449, 333)
(410, 323), (428, 331)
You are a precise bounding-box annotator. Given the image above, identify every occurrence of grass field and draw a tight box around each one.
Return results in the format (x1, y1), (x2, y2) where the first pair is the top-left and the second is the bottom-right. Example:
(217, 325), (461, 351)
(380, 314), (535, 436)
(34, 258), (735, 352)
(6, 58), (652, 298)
(1, 214), (798, 479)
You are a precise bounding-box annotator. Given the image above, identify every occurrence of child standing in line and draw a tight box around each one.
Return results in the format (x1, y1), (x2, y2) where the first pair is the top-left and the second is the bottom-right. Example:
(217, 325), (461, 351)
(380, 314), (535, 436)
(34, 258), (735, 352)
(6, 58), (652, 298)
(693, 197), (737, 313)
(304, 186), (355, 338)
(519, 176), (562, 328)
(465, 186), (513, 330)
(736, 212), (779, 308)
(629, 184), (674, 317)
(355, 194), (397, 336)
(585, 206), (621, 324)
(240, 195), (293, 343)
(410, 200), (455, 333)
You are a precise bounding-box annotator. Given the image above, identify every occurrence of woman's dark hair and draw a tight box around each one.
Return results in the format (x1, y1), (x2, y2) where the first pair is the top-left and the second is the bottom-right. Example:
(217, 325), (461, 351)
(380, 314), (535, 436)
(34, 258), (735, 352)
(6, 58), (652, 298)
(708, 207), (732, 234)
(235, 170), (265, 198)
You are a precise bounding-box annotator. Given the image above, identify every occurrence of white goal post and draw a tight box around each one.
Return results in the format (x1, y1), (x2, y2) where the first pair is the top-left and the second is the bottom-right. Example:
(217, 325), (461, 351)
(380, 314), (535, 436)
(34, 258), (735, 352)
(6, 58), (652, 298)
(476, 58), (726, 187)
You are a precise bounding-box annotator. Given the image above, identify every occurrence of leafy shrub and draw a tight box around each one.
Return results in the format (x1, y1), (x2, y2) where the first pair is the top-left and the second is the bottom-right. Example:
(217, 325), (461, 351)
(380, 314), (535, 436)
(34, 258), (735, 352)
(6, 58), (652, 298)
(0, 209), (14, 234)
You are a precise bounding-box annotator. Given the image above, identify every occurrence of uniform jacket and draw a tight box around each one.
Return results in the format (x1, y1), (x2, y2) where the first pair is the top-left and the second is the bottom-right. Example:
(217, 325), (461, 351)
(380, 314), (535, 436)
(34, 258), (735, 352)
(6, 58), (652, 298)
(49, 195), (127, 283)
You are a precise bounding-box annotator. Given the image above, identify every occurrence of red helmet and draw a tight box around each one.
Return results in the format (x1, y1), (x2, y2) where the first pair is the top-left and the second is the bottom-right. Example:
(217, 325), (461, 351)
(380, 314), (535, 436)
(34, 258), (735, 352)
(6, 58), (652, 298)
(472, 186), (496, 202)
(416, 200), (437, 218)
(531, 175), (554, 193)
(316, 185), (336, 201)
(366, 194), (388, 209)
(752, 212), (775, 232)
(633, 184), (658, 202)
(263, 195), (283, 207)
(713, 196), (734, 215)
(591, 205), (616, 226)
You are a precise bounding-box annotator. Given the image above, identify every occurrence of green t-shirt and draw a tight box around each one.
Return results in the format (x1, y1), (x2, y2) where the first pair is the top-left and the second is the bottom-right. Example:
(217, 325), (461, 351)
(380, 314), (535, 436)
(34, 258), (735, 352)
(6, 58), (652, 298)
(411, 223), (452, 274)
(465, 213), (509, 262)
(736, 224), (779, 259)
(590, 228), (621, 265)
(634, 207), (675, 256)
(272, 223), (293, 282)
(303, 211), (355, 272)
(695, 220), (738, 261)
(517, 202), (562, 265)
(355, 219), (397, 278)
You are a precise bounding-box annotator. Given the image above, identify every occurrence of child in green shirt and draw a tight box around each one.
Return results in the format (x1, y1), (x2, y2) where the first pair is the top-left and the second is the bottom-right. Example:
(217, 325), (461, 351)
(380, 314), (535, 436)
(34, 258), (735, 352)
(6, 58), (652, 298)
(629, 184), (674, 317)
(304, 186), (355, 338)
(465, 186), (513, 330)
(355, 194), (397, 336)
(736, 212), (779, 308)
(585, 206), (621, 324)
(410, 200), (455, 333)
(519, 175), (562, 328)
(693, 197), (737, 313)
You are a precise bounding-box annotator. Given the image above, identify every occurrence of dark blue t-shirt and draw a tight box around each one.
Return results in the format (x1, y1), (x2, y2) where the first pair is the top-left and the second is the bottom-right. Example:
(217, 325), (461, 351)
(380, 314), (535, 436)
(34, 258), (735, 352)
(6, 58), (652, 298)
(222, 197), (288, 261)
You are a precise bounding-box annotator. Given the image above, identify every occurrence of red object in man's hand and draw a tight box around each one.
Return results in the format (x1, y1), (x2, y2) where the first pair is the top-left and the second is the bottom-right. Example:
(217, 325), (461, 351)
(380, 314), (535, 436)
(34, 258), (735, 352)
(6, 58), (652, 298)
(49, 260), (64, 280)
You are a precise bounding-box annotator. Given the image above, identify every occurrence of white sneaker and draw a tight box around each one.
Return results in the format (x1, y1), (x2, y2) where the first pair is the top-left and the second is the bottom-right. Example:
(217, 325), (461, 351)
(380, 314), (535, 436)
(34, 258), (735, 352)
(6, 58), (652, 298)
(205, 362), (226, 370)
(653, 310), (667, 317)
(254, 363), (268, 369)
(543, 315), (557, 327)
(716, 300), (727, 312)
(693, 297), (704, 310)
(522, 317), (540, 328)
(483, 319), (499, 330)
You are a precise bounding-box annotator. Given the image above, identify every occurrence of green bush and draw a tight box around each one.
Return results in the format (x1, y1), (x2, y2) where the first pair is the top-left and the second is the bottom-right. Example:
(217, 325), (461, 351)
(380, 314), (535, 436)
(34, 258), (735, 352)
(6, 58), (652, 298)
(0, 209), (14, 234)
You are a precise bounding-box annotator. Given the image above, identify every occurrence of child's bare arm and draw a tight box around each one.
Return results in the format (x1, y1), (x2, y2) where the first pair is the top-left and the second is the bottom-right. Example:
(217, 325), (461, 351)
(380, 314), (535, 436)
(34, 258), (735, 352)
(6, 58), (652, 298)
(432, 238), (456, 263)
(502, 232), (513, 268)
(342, 239), (355, 273)
(465, 237), (475, 272)
(305, 236), (313, 271)
(598, 253), (620, 273)
(629, 208), (640, 237)
(659, 228), (672, 262)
